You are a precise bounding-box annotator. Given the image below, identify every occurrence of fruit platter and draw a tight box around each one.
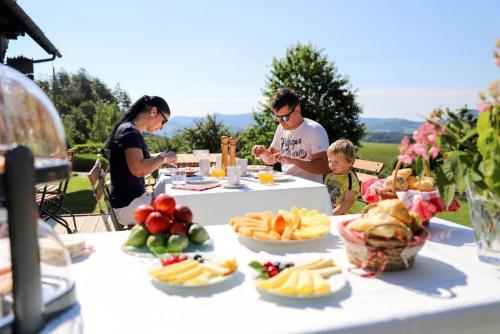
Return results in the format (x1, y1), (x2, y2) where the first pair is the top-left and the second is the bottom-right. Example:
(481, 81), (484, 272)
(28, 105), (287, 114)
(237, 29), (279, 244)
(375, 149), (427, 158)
(249, 256), (345, 298)
(123, 194), (211, 257)
(149, 254), (238, 287)
(229, 207), (330, 242)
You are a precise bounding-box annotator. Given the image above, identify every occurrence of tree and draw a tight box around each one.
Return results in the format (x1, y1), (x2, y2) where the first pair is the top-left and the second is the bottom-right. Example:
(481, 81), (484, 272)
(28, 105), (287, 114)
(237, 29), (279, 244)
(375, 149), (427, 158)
(175, 114), (232, 153)
(89, 101), (122, 143)
(241, 43), (364, 153)
(36, 68), (131, 145)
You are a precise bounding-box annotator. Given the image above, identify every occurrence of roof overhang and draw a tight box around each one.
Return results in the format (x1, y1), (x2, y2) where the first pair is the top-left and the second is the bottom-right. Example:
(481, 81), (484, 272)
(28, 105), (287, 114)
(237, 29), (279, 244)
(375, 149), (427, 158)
(0, 0), (62, 59)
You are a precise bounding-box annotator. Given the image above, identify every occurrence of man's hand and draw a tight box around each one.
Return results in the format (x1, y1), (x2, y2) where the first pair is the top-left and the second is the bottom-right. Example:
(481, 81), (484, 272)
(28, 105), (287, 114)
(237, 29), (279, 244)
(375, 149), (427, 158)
(251, 145), (268, 159)
(273, 152), (291, 164)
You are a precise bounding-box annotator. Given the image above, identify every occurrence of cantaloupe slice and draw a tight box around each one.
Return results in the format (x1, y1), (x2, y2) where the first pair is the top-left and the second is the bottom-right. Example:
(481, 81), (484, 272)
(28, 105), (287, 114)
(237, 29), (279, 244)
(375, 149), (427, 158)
(271, 214), (286, 234)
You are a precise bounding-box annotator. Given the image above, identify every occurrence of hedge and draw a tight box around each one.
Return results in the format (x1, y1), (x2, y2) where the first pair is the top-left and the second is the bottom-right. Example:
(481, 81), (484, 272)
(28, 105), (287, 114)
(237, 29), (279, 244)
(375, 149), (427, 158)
(72, 142), (105, 155)
(72, 153), (108, 172)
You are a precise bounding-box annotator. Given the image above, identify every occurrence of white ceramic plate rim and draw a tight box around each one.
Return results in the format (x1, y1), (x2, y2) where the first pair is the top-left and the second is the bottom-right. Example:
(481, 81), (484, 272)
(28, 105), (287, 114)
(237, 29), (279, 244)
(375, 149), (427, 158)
(237, 233), (328, 245)
(186, 177), (218, 184)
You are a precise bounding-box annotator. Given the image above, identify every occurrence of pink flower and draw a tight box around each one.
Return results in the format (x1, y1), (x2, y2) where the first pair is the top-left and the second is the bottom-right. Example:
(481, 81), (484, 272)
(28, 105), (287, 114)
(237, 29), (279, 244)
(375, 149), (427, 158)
(413, 142), (428, 160)
(476, 102), (491, 113)
(398, 154), (414, 164)
(495, 57), (500, 67)
(429, 145), (441, 159)
(398, 136), (416, 164)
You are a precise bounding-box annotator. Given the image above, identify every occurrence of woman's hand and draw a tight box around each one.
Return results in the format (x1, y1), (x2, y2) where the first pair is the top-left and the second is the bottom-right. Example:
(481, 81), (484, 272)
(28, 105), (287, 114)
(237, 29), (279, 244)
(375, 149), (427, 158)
(161, 151), (177, 166)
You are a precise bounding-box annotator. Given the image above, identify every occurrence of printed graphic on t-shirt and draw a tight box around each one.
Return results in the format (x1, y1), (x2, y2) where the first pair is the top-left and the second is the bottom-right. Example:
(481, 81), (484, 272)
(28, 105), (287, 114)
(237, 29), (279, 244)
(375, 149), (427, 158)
(326, 180), (342, 205)
(280, 136), (307, 159)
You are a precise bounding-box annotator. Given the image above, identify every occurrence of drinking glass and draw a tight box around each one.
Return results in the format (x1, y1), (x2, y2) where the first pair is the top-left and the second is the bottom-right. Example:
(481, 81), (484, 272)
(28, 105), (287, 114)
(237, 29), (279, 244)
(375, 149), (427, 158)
(236, 158), (248, 175)
(199, 158), (211, 176)
(172, 168), (187, 185)
(211, 167), (225, 179)
(226, 166), (241, 186)
(258, 166), (274, 185)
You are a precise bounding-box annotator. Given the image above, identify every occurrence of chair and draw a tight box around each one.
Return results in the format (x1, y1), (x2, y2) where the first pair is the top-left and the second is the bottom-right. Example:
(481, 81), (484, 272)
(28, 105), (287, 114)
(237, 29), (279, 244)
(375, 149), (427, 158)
(36, 148), (78, 233)
(87, 159), (124, 231)
(352, 159), (385, 183)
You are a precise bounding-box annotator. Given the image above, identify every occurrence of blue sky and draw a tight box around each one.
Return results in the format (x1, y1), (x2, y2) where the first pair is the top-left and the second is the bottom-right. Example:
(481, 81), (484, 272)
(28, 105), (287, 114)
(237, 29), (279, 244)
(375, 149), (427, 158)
(6, 0), (499, 120)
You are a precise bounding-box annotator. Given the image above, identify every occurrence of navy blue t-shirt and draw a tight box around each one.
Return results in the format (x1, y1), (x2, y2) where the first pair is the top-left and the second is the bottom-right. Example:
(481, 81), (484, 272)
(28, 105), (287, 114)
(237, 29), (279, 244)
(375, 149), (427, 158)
(109, 122), (150, 208)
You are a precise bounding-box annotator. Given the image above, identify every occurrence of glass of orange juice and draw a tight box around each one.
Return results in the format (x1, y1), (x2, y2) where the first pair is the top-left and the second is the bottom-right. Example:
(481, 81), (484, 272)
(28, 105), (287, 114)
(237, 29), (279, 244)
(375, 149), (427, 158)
(258, 166), (274, 185)
(211, 167), (226, 179)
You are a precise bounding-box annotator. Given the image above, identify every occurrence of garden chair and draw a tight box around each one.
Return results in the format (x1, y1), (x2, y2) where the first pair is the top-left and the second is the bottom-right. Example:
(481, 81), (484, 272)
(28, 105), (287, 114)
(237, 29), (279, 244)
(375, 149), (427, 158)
(35, 148), (78, 233)
(87, 159), (124, 231)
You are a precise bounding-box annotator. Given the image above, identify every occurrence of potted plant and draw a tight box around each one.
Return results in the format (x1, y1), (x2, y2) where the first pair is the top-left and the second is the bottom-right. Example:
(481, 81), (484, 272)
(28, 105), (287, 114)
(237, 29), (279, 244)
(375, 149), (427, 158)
(430, 41), (500, 265)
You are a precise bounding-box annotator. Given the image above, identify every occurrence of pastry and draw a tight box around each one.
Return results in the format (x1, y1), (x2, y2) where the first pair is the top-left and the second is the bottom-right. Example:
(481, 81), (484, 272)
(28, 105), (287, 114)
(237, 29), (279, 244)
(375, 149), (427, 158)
(382, 176), (408, 192)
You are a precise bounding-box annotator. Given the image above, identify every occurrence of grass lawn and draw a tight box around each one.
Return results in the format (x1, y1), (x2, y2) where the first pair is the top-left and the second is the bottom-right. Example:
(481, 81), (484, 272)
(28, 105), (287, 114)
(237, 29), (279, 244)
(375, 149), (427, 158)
(64, 175), (101, 214)
(357, 141), (399, 178)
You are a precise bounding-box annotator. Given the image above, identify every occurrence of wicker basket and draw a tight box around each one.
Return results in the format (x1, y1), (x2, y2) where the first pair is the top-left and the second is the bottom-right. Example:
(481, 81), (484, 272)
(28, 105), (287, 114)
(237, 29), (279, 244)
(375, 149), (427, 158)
(338, 220), (428, 275)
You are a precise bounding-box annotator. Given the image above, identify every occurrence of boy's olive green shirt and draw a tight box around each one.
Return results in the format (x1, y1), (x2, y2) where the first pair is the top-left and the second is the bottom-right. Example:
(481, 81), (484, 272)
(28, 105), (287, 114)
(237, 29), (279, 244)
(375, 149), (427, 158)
(323, 170), (360, 206)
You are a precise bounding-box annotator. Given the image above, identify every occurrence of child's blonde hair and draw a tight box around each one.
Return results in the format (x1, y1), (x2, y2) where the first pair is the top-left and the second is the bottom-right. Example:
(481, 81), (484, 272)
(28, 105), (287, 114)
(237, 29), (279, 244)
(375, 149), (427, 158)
(327, 139), (356, 163)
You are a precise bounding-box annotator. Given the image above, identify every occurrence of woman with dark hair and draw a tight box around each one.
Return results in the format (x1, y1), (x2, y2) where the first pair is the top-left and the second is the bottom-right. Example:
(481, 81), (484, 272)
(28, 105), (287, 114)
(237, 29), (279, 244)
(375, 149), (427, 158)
(105, 95), (177, 226)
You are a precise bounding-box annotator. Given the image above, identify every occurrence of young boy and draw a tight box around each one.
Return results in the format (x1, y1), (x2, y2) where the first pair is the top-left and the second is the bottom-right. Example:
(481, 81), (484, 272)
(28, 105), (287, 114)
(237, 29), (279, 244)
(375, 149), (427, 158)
(324, 139), (360, 215)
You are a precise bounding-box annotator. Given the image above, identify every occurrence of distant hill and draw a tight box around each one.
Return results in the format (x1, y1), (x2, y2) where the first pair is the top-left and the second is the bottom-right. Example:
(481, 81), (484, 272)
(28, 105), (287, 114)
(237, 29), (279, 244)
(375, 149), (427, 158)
(360, 117), (422, 134)
(154, 113), (423, 138)
(156, 113), (256, 136)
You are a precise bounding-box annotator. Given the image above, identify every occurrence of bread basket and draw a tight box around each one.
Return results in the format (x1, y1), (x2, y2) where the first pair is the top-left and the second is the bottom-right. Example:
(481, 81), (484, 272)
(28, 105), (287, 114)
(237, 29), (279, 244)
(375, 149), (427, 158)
(338, 219), (428, 277)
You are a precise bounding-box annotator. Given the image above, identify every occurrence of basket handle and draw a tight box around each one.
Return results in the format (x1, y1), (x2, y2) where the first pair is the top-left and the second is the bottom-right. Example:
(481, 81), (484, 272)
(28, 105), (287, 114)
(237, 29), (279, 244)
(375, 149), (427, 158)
(391, 161), (401, 193)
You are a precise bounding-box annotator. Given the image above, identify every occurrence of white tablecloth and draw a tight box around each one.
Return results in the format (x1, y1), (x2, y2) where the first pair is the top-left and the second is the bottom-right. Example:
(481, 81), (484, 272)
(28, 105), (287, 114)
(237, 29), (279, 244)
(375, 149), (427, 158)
(153, 174), (333, 225)
(44, 216), (500, 334)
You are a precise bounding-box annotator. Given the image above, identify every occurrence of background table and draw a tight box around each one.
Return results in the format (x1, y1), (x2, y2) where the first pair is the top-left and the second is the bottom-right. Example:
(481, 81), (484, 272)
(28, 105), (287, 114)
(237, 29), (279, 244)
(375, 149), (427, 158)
(154, 174), (333, 225)
(45, 216), (500, 334)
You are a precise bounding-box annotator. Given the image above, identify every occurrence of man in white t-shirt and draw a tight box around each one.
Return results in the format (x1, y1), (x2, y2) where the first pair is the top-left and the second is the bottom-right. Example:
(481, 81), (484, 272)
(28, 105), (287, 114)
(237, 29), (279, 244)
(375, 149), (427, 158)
(251, 88), (330, 183)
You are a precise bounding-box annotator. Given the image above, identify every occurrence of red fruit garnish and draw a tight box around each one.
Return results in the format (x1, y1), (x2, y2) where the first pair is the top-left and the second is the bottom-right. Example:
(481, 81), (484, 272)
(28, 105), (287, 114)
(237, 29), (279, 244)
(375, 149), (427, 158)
(263, 261), (273, 268)
(133, 204), (155, 224)
(145, 211), (171, 234)
(173, 205), (193, 224)
(161, 257), (175, 266)
(267, 266), (279, 277)
(153, 194), (176, 216)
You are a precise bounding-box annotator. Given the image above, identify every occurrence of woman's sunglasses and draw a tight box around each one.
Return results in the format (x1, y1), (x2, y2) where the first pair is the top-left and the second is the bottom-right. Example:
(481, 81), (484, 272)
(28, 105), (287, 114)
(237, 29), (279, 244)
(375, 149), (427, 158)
(158, 109), (169, 125)
(274, 104), (297, 122)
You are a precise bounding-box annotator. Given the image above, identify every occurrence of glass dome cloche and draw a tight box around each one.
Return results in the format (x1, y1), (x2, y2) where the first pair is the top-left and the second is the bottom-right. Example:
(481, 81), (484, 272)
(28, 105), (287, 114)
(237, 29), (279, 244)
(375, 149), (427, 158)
(0, 63), (67, 175)
(0, 64), (78, 333)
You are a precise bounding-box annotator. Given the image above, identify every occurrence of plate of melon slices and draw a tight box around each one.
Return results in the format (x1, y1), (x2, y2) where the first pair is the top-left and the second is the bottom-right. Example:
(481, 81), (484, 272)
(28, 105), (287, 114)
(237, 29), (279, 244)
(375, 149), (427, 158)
(229, 208), (331, 245)
(149, 254), (238, 288)
(251, 256), (347, 299)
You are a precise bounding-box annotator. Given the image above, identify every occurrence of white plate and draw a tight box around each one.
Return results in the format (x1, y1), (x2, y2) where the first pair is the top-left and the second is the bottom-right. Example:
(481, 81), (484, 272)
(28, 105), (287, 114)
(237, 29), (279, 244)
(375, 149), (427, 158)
(247, 165), (267, 173)
(222, 183), (244, 189)
(150, 260), (237, 288)
(238, 234), (328, 245)
(186, 176), (218, 185)
(272, 174), (294, 182)
(256, 272), (347, 299)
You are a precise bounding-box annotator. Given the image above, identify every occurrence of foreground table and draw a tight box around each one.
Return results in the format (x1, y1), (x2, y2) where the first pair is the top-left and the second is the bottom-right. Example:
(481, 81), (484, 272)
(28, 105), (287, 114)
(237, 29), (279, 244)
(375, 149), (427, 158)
(45, 216), (500, 334)
(154, 174), (333, 225)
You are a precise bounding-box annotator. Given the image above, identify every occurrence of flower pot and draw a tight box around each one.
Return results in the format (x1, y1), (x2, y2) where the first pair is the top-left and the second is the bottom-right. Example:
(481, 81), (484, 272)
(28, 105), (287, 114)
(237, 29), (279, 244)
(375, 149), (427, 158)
(466, 184), (500, 265)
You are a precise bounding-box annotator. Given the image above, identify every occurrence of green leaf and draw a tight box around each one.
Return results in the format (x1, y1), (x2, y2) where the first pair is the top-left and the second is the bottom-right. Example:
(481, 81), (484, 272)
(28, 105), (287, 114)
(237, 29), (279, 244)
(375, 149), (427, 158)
(476, 110), (491, 134)
(248, 261), (269, 279)
(414, 156), (424, 177)
(442, 183), (456, 209)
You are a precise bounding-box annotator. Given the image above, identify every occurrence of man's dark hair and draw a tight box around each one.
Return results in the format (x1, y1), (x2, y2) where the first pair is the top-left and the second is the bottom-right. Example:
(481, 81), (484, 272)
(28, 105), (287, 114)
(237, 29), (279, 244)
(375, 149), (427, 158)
(270, 88), (300, 111)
